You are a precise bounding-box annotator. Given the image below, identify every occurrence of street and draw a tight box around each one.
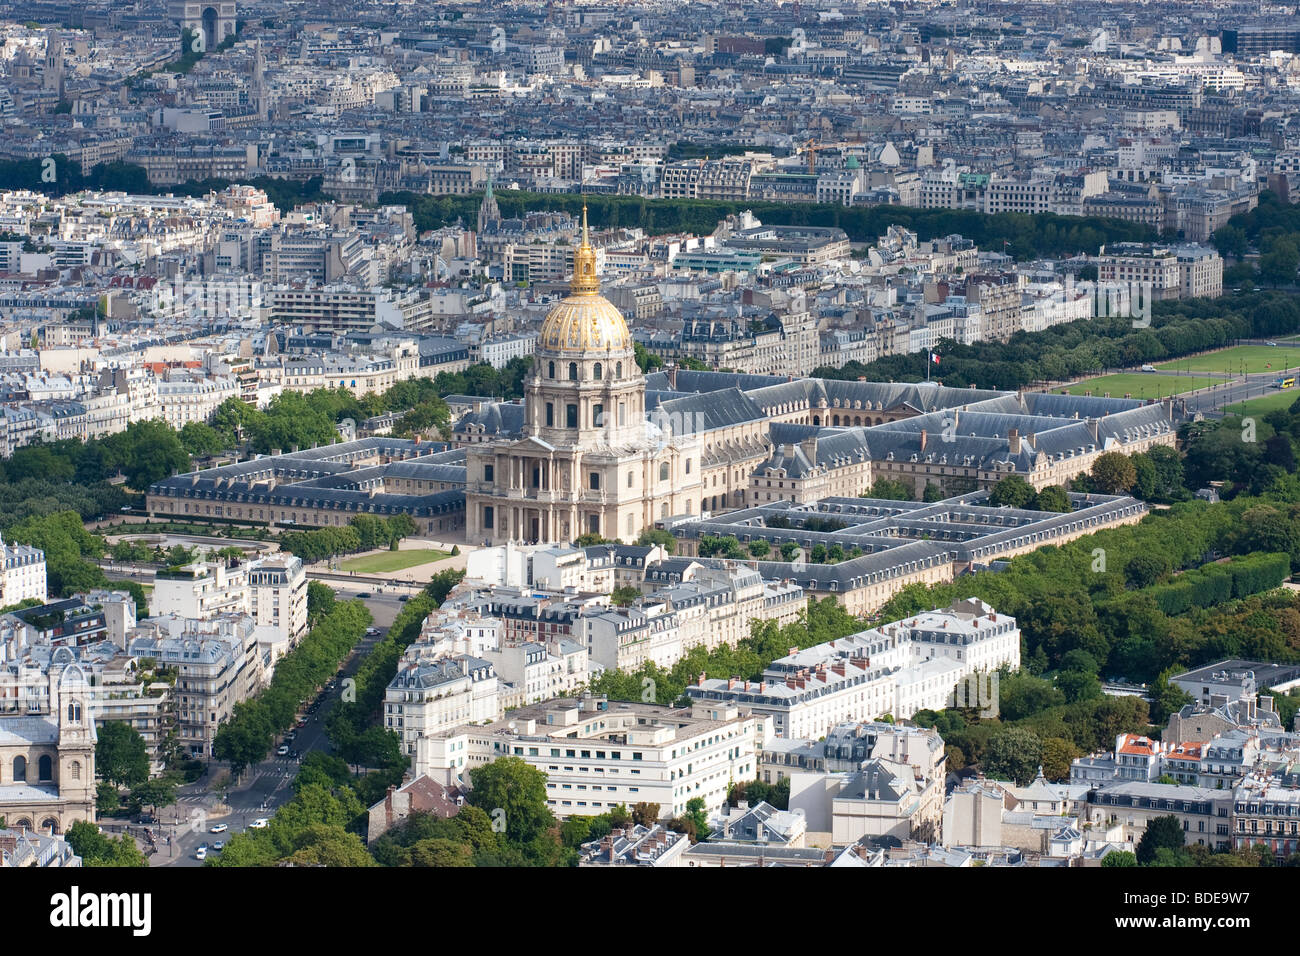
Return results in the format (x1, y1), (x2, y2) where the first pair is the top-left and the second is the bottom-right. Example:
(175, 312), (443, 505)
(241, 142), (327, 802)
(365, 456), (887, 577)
(144, 588), (407, 866)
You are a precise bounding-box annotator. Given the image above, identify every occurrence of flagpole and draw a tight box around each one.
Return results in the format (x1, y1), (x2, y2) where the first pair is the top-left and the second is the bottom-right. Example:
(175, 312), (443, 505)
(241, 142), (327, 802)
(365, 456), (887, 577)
(927, 346), (932, 382)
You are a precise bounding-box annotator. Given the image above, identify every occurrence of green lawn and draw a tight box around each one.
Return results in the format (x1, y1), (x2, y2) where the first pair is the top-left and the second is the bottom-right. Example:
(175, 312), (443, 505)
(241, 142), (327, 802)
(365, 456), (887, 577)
(1156, 345), (1300, 376)
(339, 549), (452, 573)
(1062, 373), (1221, 399)
(1224, 389), (1300, 418)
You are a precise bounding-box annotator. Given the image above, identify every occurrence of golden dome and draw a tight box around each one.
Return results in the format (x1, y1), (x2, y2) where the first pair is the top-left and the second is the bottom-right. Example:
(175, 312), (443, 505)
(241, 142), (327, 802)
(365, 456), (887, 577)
(537, 204), (633, 354)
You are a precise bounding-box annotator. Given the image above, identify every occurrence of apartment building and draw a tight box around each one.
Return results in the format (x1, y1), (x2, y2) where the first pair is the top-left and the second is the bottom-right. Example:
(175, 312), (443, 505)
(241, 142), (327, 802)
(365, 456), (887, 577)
(150, 556), (309, 661)
(687, 599), (1019, 738)
(1084, 782), (1231, 851)
(1094, 244), (1182, 301)
(156, 374), (240, 429)
(0, 536), (46, 607)
(126, 614), (265, 758)
(1231, 779), (1300, 855)
(1176, 245), (1224, 299)
(385, 654), (499, 757)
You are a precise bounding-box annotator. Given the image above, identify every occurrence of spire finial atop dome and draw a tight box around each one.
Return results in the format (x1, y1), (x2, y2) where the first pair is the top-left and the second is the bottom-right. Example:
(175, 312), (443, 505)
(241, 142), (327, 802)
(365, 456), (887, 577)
(571, 202), (599, 295)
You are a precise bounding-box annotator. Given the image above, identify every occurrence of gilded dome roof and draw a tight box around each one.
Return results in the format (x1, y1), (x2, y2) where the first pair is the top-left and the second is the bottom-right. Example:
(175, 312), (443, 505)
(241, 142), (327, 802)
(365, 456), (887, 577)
(536, 204), (633, 354)
(538, 294), (633, 353)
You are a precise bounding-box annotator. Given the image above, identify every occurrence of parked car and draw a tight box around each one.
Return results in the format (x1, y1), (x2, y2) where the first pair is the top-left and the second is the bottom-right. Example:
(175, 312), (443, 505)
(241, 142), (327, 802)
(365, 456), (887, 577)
(277, 745), (290, 756)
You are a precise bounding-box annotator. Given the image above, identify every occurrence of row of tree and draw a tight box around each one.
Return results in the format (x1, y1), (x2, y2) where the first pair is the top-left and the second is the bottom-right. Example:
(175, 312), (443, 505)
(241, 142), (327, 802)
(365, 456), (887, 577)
(382, 189), (1157, 260)
(878, 493), (1300, 684)
(212, 600), (371, 777)
(814, 292), (1297, 392)
(278, 514), (419, 563)
(1134, 551), (1291, 616)
(324, 569), (464, 774)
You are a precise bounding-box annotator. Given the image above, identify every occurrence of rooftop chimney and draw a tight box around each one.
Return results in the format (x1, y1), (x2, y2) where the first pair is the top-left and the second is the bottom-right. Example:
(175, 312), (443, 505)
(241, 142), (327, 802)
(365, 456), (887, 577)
(1008, 428), (1020, 455)
(919, 429), (928, 452)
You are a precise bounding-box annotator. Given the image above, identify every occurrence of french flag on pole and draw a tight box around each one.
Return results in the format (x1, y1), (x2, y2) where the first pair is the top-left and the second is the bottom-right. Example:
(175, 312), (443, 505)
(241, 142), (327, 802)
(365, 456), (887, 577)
(932, 353), (941, 365)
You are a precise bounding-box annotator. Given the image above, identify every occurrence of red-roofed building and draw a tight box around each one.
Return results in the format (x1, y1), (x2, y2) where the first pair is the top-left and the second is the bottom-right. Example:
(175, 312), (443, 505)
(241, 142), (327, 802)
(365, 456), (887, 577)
(1115, 733), (1164, 782)
(1164, 741), (1207, 785)
(366, 775), (462, 844)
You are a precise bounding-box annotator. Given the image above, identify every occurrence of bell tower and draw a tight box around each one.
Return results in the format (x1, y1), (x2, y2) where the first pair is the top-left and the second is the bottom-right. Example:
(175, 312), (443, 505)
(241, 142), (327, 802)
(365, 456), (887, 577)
(54, 664), (96, 811)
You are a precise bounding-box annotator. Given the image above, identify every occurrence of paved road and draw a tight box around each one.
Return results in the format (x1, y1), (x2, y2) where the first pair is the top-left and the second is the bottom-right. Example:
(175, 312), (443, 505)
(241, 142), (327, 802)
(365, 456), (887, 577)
(146, 589), (409, 866)
(1051, 361), (1295, 420)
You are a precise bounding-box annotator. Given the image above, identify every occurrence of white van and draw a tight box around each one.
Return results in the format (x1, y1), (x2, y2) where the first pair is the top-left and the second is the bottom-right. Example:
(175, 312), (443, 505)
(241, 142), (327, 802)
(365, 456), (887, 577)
(1140, 365), (1156, 372)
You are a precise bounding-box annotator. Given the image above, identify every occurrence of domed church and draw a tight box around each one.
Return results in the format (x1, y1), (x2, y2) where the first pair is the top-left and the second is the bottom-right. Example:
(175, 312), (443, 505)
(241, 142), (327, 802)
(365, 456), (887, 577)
(465, 208), (703, 545)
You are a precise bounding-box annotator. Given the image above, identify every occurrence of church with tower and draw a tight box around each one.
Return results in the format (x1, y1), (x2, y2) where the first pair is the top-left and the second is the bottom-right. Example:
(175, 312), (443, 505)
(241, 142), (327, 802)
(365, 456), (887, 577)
(464, 208), (704, 545)
(0, 663), (97, 835)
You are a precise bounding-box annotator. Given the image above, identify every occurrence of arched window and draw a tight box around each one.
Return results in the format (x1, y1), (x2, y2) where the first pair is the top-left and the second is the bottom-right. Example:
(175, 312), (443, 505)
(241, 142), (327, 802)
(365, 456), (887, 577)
(659, 462), (669, 482)
(593, 404), (604, 427)
(38, 755), (52, 782)
(594, 362), (603, 380)
(660, 502), (669, 518)
(568, 362), (578, 381)
(67, 701), (80, 723)
(41, 818), (58, 835)
(627, 515), (635, 536)
(12, 756), (26, 782)
(71, 760), (81, 781)
(548, 361), (555, 379)
(566, 404), (578, 429)
(616, 362), (623, 379)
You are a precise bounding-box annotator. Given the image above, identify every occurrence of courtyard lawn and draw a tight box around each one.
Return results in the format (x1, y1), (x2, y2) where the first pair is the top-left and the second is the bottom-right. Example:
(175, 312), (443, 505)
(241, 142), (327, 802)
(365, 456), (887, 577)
(1156, 345), (1300, 377)
(1062, 373), (1221, 400)
(1224, 389), (1300, 419)
(339, 549), (452, 574)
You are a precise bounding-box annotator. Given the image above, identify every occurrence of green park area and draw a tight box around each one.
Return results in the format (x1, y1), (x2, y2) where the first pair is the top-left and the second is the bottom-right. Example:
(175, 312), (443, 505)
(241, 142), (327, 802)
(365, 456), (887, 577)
(1157, 345), (1300, 377)
(339, 549), (452, 574)
(1063, 373), (1221, 400)
(1224, 389), (1300, 419)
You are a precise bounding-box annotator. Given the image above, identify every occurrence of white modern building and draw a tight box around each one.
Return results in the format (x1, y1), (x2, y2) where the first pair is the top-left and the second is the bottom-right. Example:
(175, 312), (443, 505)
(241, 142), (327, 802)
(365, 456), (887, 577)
(415, 695), (769, 819)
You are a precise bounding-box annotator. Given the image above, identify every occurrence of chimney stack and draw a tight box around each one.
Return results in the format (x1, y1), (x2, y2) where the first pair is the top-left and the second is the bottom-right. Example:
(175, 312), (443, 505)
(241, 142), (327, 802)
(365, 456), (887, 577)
(1008, 428), (1020, 455)
(919, 429), (928, 452)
